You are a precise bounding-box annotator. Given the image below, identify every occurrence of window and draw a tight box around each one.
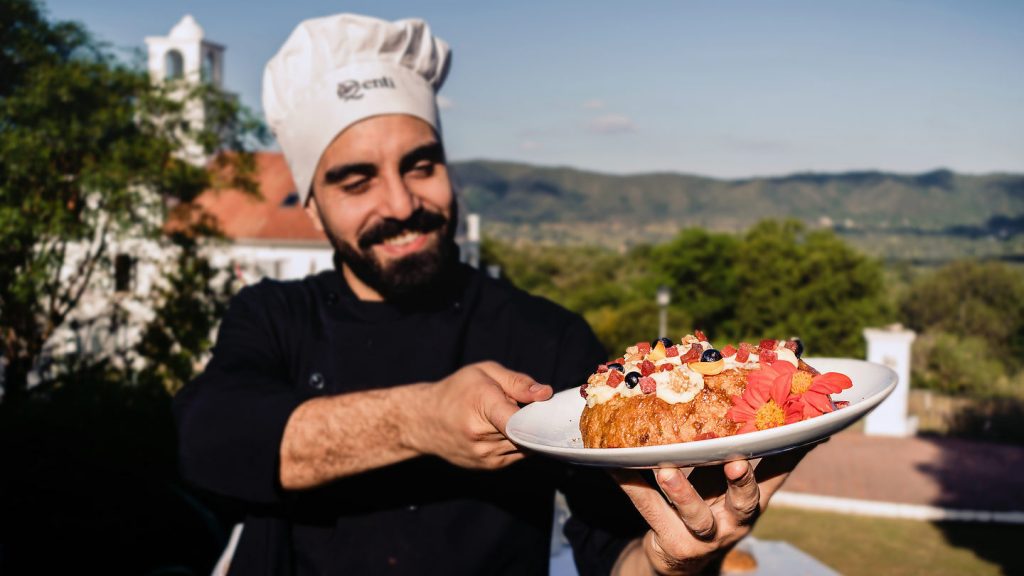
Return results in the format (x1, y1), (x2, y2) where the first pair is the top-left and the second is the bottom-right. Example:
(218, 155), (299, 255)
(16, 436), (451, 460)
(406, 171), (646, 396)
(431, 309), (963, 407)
(201, 50), (215, 83)
(165, 49), (184, 80)
(114, 254), (135, 293)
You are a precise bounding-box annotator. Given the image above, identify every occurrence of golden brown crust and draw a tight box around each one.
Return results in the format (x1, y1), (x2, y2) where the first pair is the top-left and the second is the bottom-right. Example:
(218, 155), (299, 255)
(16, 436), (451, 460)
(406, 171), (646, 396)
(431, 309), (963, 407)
(580, 369), (748, 448)
(721, 548), (758, 573)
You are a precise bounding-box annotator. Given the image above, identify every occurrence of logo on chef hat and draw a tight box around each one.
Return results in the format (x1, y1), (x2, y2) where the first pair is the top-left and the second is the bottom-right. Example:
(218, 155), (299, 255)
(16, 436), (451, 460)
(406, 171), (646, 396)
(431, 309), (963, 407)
(336, 76), (397, 101)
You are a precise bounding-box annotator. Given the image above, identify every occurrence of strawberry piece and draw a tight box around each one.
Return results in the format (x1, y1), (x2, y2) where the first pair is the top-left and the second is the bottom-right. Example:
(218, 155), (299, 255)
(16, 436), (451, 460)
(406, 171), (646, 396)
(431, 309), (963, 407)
(580, 383), (588, 398)
(606, 370), (624, 387)
(665, 345), (679, 357)
(679, 344), (702, 363)
(596, 364), (608, 373)
(735, 347), (750, 363)
(760, 349), (778, 364)
(759, 339), (777, 352)
(695, 329), (708, 342)
(614, 357), (625, 365)
(659, 363), (675, 372)
(834, 400), (850, 409)
(721, 344), (737, 357)
(783, 340), (799, 353)
(636, 341), (652, 355)
(639, 376), (657, 394)
(640, 360), (656, 377)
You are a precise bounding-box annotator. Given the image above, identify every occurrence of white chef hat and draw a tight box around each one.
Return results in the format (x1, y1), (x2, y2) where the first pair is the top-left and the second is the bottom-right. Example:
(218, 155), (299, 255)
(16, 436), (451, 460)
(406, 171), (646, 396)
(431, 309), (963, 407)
(262, 13), (451, 204)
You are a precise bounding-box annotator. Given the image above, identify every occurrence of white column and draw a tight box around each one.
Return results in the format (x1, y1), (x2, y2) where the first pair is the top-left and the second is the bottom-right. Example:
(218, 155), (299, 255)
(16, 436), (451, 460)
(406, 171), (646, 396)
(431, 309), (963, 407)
(863, 325), (917, 437)
(465, 213), (480, 269)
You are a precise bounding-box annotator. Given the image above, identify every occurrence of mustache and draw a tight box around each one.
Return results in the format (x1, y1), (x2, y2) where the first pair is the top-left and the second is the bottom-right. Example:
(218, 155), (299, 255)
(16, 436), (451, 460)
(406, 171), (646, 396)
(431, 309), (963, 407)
(357, 208), (448, 250)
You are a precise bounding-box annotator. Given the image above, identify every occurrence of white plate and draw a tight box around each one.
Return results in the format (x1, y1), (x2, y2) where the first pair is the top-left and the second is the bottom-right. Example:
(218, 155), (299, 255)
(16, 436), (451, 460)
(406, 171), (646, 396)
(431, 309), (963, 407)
(506, 358), (897, 468)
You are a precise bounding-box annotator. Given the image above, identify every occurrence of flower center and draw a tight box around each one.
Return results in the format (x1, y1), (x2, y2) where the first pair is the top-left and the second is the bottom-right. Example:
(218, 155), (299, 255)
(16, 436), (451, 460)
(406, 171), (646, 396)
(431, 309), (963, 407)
(790, 372), (813, 395)
(754, 399), (786, 430)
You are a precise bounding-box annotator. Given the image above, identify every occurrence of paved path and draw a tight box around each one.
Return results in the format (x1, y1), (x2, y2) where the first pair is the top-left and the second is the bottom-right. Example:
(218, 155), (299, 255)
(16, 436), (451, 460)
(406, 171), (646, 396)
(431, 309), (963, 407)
(780, 431), (1024, 512)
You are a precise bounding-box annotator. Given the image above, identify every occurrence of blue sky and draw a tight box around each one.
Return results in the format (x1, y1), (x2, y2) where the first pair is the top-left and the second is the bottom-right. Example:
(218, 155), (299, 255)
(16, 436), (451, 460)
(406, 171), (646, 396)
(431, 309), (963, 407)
(44, 0), (1024, 178)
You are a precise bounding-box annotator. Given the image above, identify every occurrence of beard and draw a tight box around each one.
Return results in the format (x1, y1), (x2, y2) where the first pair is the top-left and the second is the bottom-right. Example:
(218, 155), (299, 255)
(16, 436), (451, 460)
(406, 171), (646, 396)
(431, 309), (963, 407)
(322, 200), (459, 303)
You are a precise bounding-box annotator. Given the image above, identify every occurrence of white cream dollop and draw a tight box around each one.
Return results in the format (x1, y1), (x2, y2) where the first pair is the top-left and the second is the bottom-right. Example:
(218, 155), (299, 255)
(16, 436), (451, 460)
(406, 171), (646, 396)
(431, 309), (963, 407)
(654, 366), (705, 404)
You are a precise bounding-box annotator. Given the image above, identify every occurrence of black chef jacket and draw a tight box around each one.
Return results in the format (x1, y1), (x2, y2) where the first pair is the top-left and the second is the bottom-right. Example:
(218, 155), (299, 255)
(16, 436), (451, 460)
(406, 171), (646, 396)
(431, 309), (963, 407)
(173, 263), (647, 575)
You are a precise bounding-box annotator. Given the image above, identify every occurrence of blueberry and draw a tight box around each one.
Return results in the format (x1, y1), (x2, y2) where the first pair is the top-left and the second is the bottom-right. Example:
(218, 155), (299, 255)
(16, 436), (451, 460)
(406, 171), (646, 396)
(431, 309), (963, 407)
(625, 371), (641, 389)
(700, 349), (723, 362)
(790, 337), (804, 358)
(650, 337), (674, 349)
(607, 362), (625, 372)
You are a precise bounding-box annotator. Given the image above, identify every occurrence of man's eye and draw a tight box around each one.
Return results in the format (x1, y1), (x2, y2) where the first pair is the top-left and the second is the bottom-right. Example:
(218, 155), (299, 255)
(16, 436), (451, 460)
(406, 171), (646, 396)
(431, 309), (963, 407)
(411, 161), (435, 176)
(341, 178), (370, 194)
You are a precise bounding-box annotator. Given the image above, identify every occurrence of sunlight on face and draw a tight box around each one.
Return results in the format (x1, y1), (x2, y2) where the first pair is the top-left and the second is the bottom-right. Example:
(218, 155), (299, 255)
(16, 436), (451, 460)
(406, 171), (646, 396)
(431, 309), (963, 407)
(306, 115), (456, 301)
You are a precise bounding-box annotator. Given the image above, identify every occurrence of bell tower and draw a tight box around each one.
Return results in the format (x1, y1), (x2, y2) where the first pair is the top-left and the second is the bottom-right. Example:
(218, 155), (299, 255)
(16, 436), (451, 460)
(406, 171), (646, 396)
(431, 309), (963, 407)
(144, 15), (228, 163)
(145, 15), (224, 87)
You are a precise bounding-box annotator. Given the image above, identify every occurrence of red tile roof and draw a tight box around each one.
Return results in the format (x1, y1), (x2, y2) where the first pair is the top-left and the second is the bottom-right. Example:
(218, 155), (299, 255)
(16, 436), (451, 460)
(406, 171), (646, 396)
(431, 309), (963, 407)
(196, 152), (328, 243)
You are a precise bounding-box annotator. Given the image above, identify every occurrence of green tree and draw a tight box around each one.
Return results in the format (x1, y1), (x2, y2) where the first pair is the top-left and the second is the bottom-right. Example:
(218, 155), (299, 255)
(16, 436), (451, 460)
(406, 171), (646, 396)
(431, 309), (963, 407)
(484, 221), (887, 359)
(134, 235), (236, 395)
(0, 0), (264, 401)
(901, 260), (1024, 369)
(911, 331), (1007, 396)
(645, 228), (739, 338)
(731, 220), (887, 356)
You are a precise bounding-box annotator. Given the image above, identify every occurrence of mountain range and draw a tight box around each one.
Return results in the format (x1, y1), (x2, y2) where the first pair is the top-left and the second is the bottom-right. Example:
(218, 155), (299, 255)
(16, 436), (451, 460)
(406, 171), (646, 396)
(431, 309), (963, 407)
(449, 160), (1024, 259)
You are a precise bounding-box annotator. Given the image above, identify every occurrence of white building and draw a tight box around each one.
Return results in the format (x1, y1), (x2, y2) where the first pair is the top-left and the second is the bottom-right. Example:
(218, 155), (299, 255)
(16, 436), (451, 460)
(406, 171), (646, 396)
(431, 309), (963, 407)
(35, 17), (332, 380)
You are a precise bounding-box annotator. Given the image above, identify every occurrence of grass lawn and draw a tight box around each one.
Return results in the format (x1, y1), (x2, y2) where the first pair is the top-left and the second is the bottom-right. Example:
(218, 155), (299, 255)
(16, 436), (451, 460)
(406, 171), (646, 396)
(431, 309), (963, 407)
(752, 507), (1024, 576)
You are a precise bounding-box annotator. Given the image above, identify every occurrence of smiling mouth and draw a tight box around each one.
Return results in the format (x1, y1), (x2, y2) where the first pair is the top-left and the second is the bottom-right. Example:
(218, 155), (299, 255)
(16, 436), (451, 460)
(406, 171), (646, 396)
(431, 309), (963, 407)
(382, 231), (425, 247)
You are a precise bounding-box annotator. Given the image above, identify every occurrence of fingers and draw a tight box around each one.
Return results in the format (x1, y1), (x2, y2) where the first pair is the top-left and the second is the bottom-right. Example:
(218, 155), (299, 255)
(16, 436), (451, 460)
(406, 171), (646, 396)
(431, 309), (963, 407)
(610, 469), (682, 537)
(724, 461), (760, 525)
(656, 468), (718, 541)
(476, 361), (552, 404)
(612, 469), (719, 543)
(483, 393), (520, 434)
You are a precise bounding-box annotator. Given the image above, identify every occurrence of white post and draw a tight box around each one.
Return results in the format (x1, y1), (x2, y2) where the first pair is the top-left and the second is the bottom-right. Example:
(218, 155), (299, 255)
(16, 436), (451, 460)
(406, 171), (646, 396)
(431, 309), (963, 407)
(466, 213), (480, 269)
(656, 286), (671, 339)
(863, 324), (917, 437)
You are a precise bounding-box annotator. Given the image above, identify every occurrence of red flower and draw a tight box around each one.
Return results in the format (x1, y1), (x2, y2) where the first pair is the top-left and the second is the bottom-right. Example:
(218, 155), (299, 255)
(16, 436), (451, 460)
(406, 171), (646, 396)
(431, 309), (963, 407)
(728, 363), (803, 433)
(745, 360), (853, 419)
(788, 370), (853, 418)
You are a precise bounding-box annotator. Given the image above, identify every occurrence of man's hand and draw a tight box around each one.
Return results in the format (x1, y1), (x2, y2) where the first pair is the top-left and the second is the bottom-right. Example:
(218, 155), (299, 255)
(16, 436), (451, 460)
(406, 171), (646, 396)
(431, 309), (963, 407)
(406, 361), (553, 470)
(611, 448), (810, 576)
(279, 361), (551, 490)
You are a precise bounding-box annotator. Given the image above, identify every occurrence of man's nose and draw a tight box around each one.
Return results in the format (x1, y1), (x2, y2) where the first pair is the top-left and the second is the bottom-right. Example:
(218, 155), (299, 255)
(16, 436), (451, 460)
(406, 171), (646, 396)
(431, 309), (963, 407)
(380, 173), (418, 220)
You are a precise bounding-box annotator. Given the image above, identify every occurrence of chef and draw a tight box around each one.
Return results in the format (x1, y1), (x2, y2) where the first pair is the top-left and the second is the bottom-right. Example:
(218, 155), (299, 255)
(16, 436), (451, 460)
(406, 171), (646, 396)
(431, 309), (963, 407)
(174, 13), (804, 575)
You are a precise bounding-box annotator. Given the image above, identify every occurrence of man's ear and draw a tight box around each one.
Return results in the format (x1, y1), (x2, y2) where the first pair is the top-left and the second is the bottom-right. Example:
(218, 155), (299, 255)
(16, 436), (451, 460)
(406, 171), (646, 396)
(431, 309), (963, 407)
(304, 193), (325, 233)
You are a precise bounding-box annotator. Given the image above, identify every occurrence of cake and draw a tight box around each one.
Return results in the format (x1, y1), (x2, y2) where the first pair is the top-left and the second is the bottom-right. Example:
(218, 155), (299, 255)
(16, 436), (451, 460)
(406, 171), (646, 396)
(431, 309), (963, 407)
(578, 332), (852, 449)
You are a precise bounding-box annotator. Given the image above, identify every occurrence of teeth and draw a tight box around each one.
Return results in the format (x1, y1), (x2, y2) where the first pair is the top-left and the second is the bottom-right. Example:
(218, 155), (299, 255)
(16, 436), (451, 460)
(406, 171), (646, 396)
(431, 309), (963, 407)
(383, 231), (422, 247)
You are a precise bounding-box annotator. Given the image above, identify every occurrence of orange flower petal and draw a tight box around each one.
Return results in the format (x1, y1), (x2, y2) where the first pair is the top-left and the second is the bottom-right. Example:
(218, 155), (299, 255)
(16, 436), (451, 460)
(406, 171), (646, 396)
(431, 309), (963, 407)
(770, 373), (792, 406)
(813, 372), (853, 393)
(747, 383), (769, 405)
(728, 404), (756, 422)
(785, 401), (805, 423)
(803, 390), (834, 414)
(773, 361), (798, 376)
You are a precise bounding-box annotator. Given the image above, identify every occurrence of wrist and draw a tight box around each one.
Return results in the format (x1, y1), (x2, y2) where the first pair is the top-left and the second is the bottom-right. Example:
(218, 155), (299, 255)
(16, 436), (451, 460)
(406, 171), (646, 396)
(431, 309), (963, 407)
(394, 382), (434, 456)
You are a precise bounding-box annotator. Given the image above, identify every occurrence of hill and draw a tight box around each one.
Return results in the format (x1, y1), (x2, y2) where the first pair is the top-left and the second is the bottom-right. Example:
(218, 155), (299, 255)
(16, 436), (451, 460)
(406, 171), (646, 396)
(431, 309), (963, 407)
(450, 160), (1024, 261)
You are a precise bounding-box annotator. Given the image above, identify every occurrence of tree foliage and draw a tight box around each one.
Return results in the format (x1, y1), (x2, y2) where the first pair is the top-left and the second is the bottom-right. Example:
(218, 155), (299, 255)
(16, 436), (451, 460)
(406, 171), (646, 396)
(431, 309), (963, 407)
(901, 260), (1024, 369)
(0, 0), (264, 401)
(134, 236), (236, 395)
(901, 260), (1024, 398)
(483, 219), (889, 358)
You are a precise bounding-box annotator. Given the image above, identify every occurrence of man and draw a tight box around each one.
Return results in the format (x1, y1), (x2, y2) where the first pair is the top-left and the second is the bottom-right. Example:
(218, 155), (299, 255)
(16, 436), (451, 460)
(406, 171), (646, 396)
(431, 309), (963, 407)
(174, 13), (805, 575)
